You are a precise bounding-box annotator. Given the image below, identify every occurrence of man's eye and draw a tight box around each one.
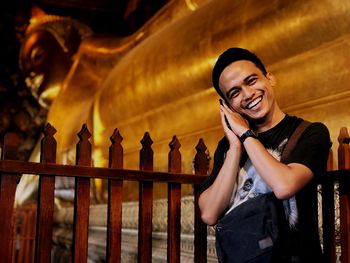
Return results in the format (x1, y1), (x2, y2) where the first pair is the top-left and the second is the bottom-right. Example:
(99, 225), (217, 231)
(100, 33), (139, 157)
(247, 78), (257, 85)
(229, 90), (239, 99)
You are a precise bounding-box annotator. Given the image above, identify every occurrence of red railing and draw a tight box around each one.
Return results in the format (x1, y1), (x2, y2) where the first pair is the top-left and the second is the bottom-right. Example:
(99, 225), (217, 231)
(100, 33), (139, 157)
(0, 123), (209, 263)
(1, 124), (350, 262)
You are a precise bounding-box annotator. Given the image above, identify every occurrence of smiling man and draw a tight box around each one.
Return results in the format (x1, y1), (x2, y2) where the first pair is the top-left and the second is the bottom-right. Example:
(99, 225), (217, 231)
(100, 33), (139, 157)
(198, 48), (330, 262)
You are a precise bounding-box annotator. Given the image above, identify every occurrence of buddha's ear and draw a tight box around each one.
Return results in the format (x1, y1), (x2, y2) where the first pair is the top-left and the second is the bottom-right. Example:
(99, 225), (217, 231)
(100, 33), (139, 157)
(64, 25), (81, 56)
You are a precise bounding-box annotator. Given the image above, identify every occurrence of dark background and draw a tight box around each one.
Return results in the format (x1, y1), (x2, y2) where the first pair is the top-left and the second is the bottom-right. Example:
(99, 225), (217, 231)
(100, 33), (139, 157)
(0, 0), (168, 160)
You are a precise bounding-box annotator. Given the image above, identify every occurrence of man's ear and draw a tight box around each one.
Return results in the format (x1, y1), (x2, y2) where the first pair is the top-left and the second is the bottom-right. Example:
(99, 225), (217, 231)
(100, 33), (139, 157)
(266, 72), (276, 87)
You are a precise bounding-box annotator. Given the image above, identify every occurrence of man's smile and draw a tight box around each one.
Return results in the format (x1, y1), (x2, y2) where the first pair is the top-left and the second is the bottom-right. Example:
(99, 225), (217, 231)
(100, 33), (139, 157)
(245, 95), (262, 110)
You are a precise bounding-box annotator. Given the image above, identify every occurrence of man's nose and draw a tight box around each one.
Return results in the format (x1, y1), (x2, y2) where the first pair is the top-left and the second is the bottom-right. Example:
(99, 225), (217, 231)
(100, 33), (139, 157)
(242, 86), (255, 100)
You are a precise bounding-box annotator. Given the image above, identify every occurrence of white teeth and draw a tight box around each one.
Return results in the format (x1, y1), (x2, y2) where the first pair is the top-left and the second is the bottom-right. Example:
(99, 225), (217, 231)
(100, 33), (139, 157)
(247, 96), (262, 109)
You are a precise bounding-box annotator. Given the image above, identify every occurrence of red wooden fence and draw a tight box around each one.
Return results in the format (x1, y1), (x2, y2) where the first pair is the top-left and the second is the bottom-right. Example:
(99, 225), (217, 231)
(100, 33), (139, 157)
(1, 124), (350, 262)
(0, 123), (209, 263)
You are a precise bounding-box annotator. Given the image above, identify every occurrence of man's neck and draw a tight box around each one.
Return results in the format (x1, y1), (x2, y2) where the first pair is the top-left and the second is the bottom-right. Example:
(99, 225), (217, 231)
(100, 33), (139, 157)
(252, 105), (285, 133)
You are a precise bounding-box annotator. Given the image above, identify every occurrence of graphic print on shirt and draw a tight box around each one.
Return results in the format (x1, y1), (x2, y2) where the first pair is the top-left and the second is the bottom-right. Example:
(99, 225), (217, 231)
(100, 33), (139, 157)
(226, 138), (299, 228)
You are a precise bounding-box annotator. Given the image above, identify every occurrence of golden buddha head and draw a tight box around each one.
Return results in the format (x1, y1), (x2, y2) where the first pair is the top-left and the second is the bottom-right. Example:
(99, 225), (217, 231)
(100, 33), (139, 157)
(19, 15), (92, 108)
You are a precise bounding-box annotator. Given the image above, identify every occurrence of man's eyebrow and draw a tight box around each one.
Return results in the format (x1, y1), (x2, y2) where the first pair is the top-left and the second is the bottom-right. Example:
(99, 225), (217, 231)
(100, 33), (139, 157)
(244, 73), (258, 83)
(225, 73), (258, 98)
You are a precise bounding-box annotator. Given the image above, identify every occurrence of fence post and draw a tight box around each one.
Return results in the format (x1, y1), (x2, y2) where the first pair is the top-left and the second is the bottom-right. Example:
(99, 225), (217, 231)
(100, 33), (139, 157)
(322, 147), (336, 263)
(0, 132), (21, 263)
(138, 132), (154, 263)
(194, 138), (209, 263)
(35, 123), (57, 263)
(338, 127), (350, 263)
(107, 129), (123, 263)
(72, 124), (92, 263)
(168, 136), (181, 263)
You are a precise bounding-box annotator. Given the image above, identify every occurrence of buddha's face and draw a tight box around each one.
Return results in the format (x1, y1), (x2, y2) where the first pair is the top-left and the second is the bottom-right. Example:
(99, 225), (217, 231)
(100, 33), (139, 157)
(20, 30), (71, 108)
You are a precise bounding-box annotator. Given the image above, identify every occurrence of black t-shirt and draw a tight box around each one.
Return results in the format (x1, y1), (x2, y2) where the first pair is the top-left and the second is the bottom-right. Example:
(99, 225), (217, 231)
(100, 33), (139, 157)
(201, 115), (330, 260)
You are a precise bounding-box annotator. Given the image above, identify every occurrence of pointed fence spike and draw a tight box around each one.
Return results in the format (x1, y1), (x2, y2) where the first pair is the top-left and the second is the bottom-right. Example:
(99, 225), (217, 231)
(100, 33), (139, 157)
(169, 135), (181, 151)
(76, 124), (92, 166)
(41, 123), (57, 163)
(77, 124), (92, 140)
(110, 128), (123, 144)
(338, 127), (350, 144)
(168, 136), (181, 173)
(195, 138), (207, 152)
(43, 123), (57, 137)
(194, 138), (209, 175)
(109, 128), (123, 168)
(338, 127), (350, 170)
(140, 132), (153, 147)
(140, 132), (153, 171)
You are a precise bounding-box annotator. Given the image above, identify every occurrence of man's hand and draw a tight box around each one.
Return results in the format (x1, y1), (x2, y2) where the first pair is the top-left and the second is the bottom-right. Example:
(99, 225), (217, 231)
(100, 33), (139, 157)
(220, 100), (249, 138)
(219, 106), (241, 150)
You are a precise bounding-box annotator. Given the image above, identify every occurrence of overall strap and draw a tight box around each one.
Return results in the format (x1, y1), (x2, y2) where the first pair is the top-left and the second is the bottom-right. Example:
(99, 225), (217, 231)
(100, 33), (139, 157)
(280, 120), (311, 163)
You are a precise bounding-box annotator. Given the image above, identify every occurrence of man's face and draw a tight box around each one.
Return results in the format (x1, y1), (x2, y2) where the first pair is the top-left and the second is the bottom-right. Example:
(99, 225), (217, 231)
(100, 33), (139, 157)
(218, 60), (276, 123)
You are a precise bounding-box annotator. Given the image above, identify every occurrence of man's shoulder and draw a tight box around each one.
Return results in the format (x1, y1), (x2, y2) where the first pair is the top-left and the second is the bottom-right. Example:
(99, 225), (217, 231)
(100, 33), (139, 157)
(288, 115), (327, 128)
(296, 118), (330, 140)
(286, 115), (329, 136)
